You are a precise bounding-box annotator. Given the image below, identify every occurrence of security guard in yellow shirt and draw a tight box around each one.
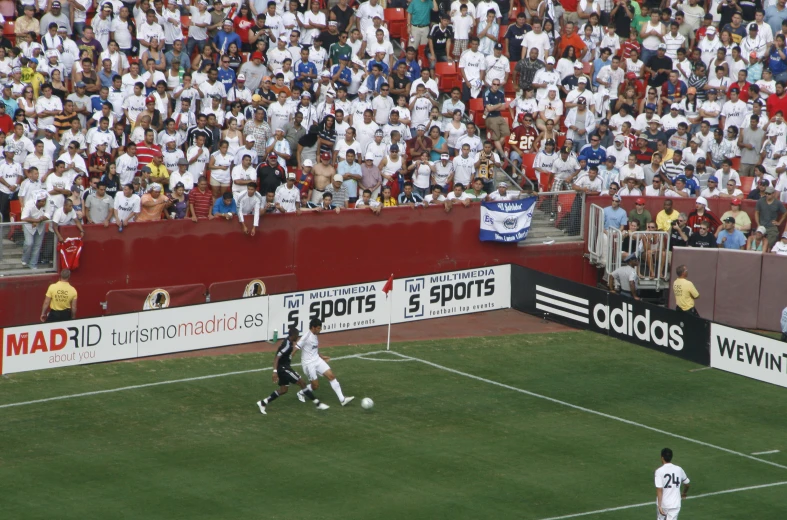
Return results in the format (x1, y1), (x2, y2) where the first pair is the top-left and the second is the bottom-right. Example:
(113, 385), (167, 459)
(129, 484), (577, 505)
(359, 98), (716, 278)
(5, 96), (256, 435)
(41, 269), (78, 322)
(673, 264), (700, 316)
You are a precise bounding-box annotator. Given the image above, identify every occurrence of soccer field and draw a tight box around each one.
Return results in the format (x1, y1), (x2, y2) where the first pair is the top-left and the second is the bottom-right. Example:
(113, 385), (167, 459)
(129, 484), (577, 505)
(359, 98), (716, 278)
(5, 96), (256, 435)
(1, 331), (784, 520)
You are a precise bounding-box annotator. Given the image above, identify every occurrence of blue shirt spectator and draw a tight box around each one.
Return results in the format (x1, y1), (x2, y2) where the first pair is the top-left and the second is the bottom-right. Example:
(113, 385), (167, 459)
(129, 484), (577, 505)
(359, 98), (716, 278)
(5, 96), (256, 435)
(603, 197), (628, 230)
(330, 64), (352, 88)
(716, 225), (747, 249)
(483, 88), (505, 117)
(214, 27), (242, 55)
(367, 59), (390, 75)
(2, 96), (18, 117)
(337, 159), (362, 199)
(365, 74), (387, 94)
(213, 196), (238, 216)
(217, 66), (237, 92)
(579, 143), (607, 169)
(295, 61), (318, 89)
(394, 58), (421, 82)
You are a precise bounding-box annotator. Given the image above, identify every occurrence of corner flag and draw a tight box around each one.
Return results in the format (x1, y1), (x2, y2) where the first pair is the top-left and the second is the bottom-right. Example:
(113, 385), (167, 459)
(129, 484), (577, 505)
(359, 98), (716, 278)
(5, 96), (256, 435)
(382, 274), (394, 295)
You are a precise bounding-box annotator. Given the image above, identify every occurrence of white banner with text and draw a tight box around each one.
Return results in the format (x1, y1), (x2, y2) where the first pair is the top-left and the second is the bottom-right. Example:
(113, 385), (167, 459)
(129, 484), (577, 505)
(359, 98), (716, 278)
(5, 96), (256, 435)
(710, 323), (787, 388)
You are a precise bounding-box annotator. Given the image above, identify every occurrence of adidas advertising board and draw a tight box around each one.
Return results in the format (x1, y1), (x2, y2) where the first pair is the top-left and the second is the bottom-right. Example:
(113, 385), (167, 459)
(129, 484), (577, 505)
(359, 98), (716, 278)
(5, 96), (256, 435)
(391, 265), (511, 323)
(511, 266), (710, 365)
(711, 324), (787, 388)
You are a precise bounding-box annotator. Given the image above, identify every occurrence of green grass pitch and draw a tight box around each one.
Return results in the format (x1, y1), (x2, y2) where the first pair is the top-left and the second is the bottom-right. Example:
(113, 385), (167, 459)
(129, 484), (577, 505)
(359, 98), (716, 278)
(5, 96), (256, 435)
(1, 331), (785, 520)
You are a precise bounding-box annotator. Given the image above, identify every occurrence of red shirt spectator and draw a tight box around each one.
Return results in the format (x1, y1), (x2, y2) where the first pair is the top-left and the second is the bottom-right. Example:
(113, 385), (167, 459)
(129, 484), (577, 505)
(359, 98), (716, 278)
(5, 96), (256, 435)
(727, 81), (751, 103)
(620, 39), (641, 60)
(767, 86), (787, 118)
(687, 206), (722, 234)
(135, 137), (162, 172)
(189, 182), (214, 219)
(88, 150), (111, 180)
(557, 30), (587, 60)
(0, 110), (12, 134)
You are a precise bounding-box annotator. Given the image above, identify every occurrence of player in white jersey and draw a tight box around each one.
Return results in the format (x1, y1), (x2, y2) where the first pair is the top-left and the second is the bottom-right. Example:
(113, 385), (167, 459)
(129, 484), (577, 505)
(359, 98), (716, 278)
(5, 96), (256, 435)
(295, 318), (355, 406)
(655, 448), (690, 520)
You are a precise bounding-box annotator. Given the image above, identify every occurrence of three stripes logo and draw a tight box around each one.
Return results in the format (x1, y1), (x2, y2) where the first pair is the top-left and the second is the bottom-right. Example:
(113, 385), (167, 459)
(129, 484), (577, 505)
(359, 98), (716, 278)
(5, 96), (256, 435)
(534, 285), (589, 324)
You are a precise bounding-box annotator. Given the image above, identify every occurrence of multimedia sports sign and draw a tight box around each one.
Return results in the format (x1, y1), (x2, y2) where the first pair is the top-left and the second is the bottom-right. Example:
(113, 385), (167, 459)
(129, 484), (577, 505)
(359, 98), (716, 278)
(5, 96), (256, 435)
(0, 266), (511, 375)
(511, 266), (710, 365)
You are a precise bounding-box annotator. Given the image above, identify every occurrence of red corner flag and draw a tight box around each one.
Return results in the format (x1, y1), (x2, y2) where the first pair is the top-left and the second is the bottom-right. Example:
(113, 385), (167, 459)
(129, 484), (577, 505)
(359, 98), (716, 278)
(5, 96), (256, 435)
(382, 274), (394, 295)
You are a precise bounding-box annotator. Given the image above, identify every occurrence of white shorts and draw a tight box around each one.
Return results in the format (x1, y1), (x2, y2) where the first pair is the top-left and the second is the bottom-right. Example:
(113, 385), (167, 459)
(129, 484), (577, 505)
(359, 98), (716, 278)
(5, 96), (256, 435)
(303, 359), (331, 382)
(657, 506), (680, 520)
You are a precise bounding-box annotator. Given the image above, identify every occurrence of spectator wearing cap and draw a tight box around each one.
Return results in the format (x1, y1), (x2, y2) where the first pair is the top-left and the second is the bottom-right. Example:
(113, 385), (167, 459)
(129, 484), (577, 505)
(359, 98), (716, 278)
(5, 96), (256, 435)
(609, 254), (640, 300)
(746, 225), (769, 252)
(212, 17), (241, 58)
(243, 108), (272, 161)
(716, 216), (748, 249)
(325, 173), (349, 209)
(755, 185), (787, 244)
(772, 231), (787, 254)
(720, 198), (752, 234)
(603, 194), (628, 232)
(273, 172), (301, 213)
(628, 197), (651, 229)
(687, 196), (722, 234)
(564, 96), (596, 151)
(170, 157), (195, 193)
(700, 175), (722, 198)
(645, 42), (672, 91)
(564, 71), (592, 111)
(598, 155), (619, 190)
(147, 150), (169, 189)
(257, 151), (287, 196)
(238, 52), (267, 92)
(138, 183), (172, 221)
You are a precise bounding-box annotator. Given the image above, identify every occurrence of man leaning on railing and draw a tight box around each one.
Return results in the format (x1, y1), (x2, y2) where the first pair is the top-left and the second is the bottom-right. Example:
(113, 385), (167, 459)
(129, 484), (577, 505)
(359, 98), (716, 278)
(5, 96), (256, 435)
(20, 191), (49, 270)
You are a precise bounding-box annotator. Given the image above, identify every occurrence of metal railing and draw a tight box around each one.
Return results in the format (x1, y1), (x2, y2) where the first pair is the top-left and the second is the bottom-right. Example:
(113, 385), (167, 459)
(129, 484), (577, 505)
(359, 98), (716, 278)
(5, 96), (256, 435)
(502, 161), (536, 192)
(625, 231), (671, 291)
(605, 227), (623, 279)
(517, 190), (586, 245)
(0, 220), (59, 276)
(587, 203), (606, 266)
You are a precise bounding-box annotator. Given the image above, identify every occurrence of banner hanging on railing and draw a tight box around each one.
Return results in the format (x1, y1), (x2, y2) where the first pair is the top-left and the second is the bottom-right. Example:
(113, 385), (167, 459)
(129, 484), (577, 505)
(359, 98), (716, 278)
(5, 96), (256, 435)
(479, 198), (536, 243)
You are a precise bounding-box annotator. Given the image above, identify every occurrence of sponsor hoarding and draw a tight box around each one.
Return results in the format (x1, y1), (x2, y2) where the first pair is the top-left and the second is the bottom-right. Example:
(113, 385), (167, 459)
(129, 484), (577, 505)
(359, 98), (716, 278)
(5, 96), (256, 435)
(136, 298), (269, 358)
(511, 266), (710, 365)
(710, 324), (787, 388)
(1, 314), (140, 374)
(267, 281), (389, 338)
(392, 265), (511, 323)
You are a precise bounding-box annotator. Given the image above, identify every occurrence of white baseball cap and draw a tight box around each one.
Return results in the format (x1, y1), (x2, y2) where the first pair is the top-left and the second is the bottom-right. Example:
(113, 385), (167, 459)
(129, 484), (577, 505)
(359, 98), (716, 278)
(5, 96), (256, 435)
(546, 57), (555, 65)
(303, 159), (313, 167)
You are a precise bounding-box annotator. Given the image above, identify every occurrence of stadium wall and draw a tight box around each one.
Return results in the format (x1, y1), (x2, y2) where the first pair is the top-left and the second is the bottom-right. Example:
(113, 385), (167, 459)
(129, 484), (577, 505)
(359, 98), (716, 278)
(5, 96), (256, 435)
(0, 205), (595, 328)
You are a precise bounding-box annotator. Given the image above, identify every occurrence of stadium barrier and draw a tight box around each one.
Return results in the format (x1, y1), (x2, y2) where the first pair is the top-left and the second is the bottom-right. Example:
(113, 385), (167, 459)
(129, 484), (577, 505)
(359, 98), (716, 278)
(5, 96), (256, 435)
(0, 265), (511, 375)
(510, 265), (711, 366)
(669, 248), (787, 332)
(710, 324), (787, 389)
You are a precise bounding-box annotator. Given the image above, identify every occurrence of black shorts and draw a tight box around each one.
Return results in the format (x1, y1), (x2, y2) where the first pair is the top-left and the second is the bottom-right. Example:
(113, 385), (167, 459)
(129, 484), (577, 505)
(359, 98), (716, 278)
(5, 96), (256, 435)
(277, 366), (301, 386)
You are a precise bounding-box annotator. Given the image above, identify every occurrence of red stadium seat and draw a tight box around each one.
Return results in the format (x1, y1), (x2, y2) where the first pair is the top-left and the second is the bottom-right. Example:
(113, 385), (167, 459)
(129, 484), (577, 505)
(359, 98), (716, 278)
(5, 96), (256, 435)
(505, 61), (517, 96)
(3, 20), (14, 45)
(9, 199), (20, 221)
(556, 133), (566, 150)
(418, 44), (428, 69)
(509, 4), (521, 21)
(385, 8), (407, 41)
(469, 98), (485, 129)
(435, 61), (459, 92)
(520, 153), (537, 181)
(181, 15), (190, 37)
(740, 176), (754, 196)
(730, 156), (741, 171)
(583, 62), (592, 76)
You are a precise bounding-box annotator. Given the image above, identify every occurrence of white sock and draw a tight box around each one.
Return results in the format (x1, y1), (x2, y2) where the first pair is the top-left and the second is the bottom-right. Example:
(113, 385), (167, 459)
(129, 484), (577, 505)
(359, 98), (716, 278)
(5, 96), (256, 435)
(329, 379), (345, 402)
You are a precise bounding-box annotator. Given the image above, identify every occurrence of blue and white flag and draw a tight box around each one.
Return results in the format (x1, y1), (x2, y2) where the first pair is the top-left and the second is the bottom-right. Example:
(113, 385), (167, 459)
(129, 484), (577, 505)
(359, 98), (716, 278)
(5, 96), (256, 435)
(479, 198), (536, 243)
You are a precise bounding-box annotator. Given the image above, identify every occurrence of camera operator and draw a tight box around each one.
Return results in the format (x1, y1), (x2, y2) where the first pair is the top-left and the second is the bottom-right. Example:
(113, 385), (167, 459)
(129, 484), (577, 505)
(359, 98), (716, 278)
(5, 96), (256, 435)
(669, 213), (691, 251)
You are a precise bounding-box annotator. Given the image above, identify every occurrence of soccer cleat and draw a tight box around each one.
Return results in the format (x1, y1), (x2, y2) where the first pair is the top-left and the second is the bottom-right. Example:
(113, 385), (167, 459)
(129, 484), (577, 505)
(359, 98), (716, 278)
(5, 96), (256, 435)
(315, 403), (330, 410)
(341, 396), (355, 406)
(256, 400), (267, 415)
(297, 391), (306, 403)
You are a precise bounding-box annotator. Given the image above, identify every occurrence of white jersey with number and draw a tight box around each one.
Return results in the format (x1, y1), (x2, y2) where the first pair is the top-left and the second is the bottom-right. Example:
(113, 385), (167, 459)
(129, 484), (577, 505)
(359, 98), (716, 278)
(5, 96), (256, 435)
(296, 330), (320, 365)
(655, 463), (689, 510)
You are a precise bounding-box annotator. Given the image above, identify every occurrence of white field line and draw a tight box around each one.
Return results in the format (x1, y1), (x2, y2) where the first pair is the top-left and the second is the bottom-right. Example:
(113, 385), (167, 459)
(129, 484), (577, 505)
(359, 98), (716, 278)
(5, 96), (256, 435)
(535, 480), (787, 520)
(388, 352), (787, 472)
(0, 350), (388, 410)
(752, 450), (781, 456)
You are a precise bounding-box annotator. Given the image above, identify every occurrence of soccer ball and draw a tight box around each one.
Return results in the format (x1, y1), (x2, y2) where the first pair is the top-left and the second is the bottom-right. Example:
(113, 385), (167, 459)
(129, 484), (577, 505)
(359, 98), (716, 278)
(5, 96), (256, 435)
(361, 398), (374, 410)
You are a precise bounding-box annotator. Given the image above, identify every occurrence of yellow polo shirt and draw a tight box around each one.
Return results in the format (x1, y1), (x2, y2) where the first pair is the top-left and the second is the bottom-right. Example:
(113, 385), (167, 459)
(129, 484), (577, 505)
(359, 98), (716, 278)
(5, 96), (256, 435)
(46, 281), (77, 311)
(673, 278), (699, 311)
(148, 163), (170, 183)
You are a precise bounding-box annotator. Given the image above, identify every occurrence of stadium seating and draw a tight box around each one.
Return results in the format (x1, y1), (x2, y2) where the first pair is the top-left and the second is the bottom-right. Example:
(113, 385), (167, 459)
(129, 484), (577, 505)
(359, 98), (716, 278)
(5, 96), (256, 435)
(469, 98), (486, 129)
(740, 176), (754, 196)
(730, 156), (741, 171)
(385, 8), (407, 41)
(435, 61), (459, 92)
(520, 153), (537, 182)
(3, 20), (14, 45)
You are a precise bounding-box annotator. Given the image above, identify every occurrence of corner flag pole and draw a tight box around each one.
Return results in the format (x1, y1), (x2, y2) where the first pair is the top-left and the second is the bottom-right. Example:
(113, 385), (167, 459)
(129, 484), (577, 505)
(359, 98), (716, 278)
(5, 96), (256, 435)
(382, 274), (394, 351)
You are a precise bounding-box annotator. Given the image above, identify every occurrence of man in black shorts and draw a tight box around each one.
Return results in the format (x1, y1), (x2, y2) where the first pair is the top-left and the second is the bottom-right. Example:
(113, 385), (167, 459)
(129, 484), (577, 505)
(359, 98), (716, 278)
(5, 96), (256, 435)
(256, 327), (330, 414)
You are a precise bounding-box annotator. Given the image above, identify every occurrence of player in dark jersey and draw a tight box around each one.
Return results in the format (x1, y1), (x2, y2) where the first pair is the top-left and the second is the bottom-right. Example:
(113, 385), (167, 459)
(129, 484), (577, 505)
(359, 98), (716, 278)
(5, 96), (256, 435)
(256, 327), (330, 414)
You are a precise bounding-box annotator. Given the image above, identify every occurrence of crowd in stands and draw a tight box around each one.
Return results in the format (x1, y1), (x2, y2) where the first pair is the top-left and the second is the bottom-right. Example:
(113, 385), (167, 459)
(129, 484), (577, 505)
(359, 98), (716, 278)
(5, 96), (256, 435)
(3, 0), (787, 266)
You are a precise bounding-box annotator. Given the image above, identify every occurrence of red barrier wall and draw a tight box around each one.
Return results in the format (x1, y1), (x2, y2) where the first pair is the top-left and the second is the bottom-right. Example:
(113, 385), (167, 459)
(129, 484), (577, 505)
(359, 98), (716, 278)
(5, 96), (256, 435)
(105, 284), (207, 315)
(209, 274), (298, 302)
(0, 205), (594, 327)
